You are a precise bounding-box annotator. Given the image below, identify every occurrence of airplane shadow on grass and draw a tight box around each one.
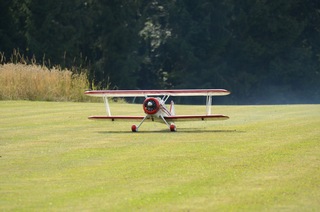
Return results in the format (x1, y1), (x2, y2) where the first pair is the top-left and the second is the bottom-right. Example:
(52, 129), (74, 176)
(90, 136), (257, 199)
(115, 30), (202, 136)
(97, 129), (244, 134)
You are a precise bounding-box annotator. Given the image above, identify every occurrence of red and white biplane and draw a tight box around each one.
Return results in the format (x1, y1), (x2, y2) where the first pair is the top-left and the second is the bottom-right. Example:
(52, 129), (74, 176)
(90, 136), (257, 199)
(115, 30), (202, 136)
(85, 89), (230, 132)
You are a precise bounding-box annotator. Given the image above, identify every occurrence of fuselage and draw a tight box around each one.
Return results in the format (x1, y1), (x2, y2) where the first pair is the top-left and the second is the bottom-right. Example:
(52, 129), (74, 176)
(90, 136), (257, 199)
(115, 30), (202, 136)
(143, 97), (172, 118)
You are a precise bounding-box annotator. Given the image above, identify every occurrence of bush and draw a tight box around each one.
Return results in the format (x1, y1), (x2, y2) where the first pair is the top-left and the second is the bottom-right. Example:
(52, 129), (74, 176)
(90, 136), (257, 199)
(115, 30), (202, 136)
(0, 63), (90, 101)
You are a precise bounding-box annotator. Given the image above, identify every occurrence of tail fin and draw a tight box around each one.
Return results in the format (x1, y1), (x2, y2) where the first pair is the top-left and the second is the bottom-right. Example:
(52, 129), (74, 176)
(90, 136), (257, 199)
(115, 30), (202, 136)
(170, 100), (175, 115)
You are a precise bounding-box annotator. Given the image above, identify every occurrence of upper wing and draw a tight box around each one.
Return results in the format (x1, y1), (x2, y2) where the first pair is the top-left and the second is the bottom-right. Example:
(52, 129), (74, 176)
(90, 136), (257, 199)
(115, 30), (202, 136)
(85, 89), (230, 97)
(164, 115), (229, 122)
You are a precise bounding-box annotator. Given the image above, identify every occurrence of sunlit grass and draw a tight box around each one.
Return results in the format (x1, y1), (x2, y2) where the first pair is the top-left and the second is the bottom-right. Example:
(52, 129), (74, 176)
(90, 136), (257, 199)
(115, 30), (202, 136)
(0, 101), (319, 211)
(0, 63), (89, 101)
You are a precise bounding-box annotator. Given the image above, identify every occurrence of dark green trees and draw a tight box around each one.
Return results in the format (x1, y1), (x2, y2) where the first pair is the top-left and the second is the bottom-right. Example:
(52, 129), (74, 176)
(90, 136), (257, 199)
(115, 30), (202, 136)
(0, 0), (319, 103)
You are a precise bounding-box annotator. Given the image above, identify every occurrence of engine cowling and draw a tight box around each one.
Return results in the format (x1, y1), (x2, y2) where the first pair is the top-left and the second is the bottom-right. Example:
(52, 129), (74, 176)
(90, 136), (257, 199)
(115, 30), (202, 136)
(143, 97), (160, 115)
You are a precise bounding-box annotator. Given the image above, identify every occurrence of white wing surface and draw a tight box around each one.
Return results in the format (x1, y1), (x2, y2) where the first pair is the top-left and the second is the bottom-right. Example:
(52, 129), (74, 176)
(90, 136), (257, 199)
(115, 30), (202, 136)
(85, 89), (230, 97)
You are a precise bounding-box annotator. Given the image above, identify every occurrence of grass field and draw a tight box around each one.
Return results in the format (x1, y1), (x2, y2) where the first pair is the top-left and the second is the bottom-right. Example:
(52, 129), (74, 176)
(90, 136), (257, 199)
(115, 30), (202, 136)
(1, 101), (319, 211)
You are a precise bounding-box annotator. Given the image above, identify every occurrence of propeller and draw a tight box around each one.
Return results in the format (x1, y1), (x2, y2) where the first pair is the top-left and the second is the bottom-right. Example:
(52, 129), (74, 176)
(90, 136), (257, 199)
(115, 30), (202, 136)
(143, 97), (160, 114)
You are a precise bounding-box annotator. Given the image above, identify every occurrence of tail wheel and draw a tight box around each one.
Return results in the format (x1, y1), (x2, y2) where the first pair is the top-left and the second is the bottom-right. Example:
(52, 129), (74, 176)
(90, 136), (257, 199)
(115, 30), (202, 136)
(170, 124), (176, 132)
(131, 125), (138, 132)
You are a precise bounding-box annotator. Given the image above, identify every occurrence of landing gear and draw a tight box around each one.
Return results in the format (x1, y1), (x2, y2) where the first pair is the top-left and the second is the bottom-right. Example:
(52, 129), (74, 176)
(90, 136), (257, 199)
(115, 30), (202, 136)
(131, 115), (177, 132)
(159, 115), (176, 132)
(131, 115), (149, 132)
(170, 123), (176, 132)
(131, 125), (138, 132)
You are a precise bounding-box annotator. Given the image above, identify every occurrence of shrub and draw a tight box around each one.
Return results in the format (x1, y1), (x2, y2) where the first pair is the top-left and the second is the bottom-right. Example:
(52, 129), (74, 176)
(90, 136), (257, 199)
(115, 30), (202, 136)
(0, 63), (90, 101)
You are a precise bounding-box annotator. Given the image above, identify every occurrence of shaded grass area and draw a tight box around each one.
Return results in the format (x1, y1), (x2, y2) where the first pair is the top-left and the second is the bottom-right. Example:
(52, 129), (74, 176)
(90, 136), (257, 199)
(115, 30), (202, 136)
(0, 101), (319, 211)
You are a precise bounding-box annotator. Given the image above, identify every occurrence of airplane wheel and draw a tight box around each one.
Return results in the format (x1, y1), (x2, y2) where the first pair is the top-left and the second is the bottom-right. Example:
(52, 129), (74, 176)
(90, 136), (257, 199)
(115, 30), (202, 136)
(131, 125), (138, 132)
(170, 124), (176, 132)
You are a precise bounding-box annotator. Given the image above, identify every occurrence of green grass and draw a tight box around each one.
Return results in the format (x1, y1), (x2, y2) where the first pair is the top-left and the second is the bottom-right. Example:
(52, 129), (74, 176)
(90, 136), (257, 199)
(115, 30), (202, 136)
(1, 101), (319, 211)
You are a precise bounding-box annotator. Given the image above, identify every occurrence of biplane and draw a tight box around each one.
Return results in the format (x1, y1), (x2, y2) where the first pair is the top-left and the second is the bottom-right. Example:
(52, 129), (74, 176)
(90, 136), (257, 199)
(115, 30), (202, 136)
(85, 89), (230, 132)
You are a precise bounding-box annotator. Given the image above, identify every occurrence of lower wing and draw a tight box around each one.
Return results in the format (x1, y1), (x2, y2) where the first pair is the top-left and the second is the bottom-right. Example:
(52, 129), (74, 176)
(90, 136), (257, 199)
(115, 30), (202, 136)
(88, 114), (229, 123)
(164, 115), (229, 122)
(88, 115), (145, 122)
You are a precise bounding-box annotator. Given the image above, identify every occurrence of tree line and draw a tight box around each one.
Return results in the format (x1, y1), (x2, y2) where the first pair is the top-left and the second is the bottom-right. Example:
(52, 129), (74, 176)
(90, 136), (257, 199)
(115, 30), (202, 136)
(1, 0), (319, 104)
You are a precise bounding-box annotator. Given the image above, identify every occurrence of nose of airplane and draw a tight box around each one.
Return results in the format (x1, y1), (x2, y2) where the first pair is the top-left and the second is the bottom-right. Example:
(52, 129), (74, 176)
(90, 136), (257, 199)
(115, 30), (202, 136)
(147, 102), (153, 107)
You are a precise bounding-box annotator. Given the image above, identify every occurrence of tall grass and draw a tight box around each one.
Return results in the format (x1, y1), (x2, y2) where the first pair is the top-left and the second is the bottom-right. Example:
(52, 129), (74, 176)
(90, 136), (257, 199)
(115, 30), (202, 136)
(0, 63), (90, 101)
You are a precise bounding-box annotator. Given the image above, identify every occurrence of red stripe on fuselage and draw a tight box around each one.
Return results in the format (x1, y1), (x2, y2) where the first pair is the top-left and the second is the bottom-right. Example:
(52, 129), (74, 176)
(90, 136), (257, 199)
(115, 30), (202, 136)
(160, 105), (172, 117)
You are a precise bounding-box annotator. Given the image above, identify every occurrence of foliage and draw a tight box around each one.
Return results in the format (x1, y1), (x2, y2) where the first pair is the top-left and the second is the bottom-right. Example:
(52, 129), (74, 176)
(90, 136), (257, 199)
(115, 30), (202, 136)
(0, 63), (89, 101)
(0, 0), (319, 103)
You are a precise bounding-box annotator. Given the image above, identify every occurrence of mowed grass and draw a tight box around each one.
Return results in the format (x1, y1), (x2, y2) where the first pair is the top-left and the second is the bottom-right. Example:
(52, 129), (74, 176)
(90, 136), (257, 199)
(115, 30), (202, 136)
(0, 101), (319, 211)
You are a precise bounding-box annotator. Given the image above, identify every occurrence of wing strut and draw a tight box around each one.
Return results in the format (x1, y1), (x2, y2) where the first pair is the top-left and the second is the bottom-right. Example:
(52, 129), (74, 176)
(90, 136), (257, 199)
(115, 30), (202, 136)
(103, 95), (111, 116)
(206, 95), (212, 115)
(133, 115), (149, 131)
(162, 95), (170, 103)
